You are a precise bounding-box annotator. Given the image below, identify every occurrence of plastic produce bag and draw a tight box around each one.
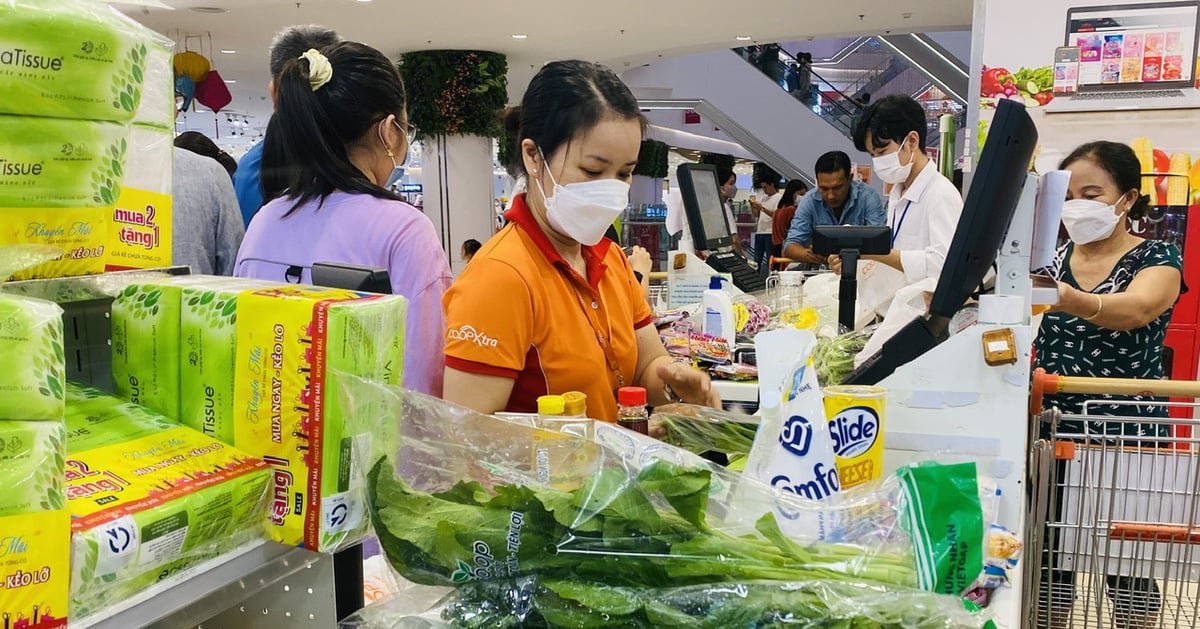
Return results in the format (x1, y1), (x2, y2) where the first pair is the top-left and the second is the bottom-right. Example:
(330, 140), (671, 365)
(340, 576), (995, 628)
(654, 403), (759, 457)
(812, 325), (876, 387)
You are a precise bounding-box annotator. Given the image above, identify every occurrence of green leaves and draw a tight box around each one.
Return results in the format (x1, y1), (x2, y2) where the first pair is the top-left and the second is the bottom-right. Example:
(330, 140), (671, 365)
(397, 51), (507, 138)
(637, 460), (711, 529)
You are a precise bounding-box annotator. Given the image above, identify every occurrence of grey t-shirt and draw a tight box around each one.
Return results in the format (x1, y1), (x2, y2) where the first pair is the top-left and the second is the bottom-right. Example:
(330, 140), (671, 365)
(171, 146), (245, 275)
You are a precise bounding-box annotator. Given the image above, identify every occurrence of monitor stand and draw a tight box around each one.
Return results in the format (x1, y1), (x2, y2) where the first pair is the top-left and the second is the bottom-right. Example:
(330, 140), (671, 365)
(836, 248), (862, 334)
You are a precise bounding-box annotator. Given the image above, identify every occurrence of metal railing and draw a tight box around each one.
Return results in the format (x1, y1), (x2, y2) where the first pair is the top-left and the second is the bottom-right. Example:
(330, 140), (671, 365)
(733, 46), (864, 139)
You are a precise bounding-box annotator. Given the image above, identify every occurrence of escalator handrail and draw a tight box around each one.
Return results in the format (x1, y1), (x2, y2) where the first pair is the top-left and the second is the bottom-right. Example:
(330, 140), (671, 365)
(737, 46), (862, 119)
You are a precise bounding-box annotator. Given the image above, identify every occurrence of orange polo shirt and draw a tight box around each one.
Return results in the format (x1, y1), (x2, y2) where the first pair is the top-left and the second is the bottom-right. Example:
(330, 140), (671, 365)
(443, 193), (654, 422)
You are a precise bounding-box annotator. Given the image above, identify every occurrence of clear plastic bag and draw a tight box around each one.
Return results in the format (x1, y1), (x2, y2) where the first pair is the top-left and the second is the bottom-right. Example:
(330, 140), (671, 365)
(812, 325), (877, 387)
(653, 403), (759, 457)
(340, 576), (992, 629)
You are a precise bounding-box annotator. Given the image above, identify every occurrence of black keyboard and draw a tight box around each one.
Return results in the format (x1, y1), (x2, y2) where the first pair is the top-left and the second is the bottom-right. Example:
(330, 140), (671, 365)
(1073, 89), (1184, 101)
(705, 251), (766, 293)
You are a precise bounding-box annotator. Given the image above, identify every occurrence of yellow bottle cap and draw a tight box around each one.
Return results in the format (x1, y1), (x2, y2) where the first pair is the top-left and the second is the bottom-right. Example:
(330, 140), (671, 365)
(562, 391), (587, 416)
(537, 395), (565, 416)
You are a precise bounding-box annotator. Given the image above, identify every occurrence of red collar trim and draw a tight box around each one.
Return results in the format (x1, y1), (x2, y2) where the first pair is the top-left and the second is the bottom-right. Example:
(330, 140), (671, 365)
(503, 193), (612, 289)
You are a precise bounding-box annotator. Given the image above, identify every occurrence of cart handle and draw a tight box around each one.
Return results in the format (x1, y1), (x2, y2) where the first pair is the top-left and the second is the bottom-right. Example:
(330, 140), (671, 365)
(1030, 367), (1200, 415)
(1110, 521), (1200, 545)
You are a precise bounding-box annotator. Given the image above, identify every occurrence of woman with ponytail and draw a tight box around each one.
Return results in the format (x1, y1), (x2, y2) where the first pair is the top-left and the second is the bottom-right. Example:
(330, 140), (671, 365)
(1033, 140), (1185, 628)
(234, 42), (451, 396)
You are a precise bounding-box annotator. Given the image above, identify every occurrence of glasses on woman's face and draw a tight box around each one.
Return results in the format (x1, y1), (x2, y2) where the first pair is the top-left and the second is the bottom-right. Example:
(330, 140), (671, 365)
(393, 119), (419, 145)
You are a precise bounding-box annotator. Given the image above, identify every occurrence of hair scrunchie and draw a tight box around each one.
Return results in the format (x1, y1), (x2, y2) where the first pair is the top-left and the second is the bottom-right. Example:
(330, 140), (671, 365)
(300, 48), (332, 91)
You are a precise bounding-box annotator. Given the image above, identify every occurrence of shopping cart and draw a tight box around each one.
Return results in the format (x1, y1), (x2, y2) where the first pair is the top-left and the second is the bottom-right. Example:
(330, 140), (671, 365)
(1026, 369), (1200, 628)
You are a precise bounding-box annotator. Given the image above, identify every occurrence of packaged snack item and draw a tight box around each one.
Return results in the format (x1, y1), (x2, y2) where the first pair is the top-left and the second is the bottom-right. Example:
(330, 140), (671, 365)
(823, 385), (886, 490)
(232, 287), (405, 550)
(64, 384), (269, 618)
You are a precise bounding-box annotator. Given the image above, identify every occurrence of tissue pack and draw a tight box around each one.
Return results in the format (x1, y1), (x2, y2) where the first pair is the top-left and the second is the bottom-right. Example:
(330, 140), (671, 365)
(0, 0), (172, 124)
(232, 287), (405, 550)
(0, 294), (65, 421)
(65, 384), (270, 618)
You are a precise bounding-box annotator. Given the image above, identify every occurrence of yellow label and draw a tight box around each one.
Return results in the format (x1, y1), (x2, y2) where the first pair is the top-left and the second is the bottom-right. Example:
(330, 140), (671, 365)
(0, 510), (69, 628)
(231, 287), (358, 547)
(0, 187), (172, 280)
(823, 385), (886, 490)
(65, 426), (266, 530)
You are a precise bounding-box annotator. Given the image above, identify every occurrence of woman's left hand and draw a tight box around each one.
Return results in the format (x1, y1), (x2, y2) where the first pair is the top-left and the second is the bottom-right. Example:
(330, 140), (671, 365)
(629, 246), (653, 278)
(656, 362), (722, 409)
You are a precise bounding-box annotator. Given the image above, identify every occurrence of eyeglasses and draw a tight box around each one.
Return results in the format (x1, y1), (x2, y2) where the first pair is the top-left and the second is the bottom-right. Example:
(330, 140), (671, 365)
(393, 119), (419, 145)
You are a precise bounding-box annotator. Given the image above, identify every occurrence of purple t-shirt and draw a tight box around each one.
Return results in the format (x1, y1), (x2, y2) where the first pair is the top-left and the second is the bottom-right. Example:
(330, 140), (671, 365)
(235, 191), (452, 396)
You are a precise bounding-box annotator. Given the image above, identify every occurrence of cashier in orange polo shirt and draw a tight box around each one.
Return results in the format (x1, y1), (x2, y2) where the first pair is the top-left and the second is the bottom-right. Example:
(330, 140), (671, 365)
(442, 60), (721, 423)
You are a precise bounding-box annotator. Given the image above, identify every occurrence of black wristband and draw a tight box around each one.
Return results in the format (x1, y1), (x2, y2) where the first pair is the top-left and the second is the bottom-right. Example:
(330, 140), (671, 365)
(633, 270), (644, 283)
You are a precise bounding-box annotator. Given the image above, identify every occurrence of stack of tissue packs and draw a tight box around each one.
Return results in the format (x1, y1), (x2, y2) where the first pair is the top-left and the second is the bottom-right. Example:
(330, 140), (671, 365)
(0, 294), (69, 628)
(0, 0), (175, 279)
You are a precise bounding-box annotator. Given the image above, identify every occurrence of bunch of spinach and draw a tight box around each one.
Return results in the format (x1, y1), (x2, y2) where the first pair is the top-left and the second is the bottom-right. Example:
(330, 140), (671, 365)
(366, 456), (965, 627)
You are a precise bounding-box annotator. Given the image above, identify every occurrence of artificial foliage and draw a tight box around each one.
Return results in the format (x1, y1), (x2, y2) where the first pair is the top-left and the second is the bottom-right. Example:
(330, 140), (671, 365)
(698, 152), (736, 173)
(398, 50), (508, 137)
(633, 140), (669, 179)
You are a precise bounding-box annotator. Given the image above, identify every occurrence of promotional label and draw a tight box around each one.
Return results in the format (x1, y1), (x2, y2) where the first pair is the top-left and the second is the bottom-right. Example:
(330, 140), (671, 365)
(0, 510), (69, 629)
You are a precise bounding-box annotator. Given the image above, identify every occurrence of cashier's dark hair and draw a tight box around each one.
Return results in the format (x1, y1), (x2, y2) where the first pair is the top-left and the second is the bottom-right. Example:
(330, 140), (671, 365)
(262, 41), (406, 214)
(852, 94), (927, 153)
(504, 60), (645, 176)
(1059, 141), (1151, 221)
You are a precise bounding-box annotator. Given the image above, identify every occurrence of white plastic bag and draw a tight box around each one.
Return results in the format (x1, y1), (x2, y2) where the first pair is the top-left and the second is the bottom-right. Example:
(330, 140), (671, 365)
(854, 277), (938, 368)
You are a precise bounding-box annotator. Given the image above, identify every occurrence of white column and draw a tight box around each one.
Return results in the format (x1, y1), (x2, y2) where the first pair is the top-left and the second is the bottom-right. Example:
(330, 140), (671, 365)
(421, 134), (496, 275)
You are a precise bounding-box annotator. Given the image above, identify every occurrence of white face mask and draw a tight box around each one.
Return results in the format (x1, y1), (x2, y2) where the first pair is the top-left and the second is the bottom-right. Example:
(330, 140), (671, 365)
(534, 150), (630, 246)
(1060, 198), (1124, 244)
(873, 134), (916, 185)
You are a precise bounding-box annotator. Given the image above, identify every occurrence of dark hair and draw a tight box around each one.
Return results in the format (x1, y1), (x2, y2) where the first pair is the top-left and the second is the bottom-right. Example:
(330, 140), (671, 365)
(716, 166), (735, 186)
(860, 92), (871, 105)
(814, 150), (852, 177)
(781, 179), (808, 206)
(174, 131), (237, 177)
(503, 60), (644, 176)
(462, 239), (482, 256)
(262, 41), (407, 214)
(852, 94), (926, 152)
(753, 164), (782, 190)
(1059, 141), (1152, 220)
(269, 25), (339, 78)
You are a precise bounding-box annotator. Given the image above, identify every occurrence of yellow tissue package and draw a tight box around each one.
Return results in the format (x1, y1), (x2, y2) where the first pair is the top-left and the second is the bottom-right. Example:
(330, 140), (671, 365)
(232, 287), (405, 551)
(65, 384), (269, 618)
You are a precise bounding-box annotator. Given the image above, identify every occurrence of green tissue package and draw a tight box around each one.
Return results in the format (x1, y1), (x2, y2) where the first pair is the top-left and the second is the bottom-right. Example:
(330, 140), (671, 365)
(65, 384), (270, 618)
(0, 294), (65, 421)
(179, 278), (279, 444)
(0, 115), (132, 209)
(111, 281), (181, 419)
(0, 0), (173, 124)
(0, 420), (66, 516)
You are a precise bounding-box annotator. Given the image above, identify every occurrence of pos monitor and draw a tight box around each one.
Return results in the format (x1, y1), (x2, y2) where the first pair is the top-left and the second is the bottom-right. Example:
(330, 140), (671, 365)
(676, 163), (734, 251)
(845, 98), (1038, 385)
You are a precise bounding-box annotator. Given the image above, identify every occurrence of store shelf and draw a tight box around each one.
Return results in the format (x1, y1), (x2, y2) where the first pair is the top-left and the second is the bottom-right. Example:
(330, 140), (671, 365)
(73, 541), (337, 629)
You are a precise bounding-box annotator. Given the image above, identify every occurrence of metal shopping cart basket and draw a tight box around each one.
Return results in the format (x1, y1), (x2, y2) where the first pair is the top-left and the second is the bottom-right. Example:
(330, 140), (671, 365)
(1025, 369), (1200, 628)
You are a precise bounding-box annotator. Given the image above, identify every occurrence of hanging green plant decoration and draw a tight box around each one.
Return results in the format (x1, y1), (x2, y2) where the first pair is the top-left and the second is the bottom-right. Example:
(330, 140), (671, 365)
(398, 50), (508, 138)
(632, 140), (669, 179)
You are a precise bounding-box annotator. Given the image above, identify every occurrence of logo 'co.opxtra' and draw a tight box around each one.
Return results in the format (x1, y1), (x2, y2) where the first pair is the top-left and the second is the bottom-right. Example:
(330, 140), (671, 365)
(829, 406), (880, 458)
(778, 415), (815, 457)
(447, 325), (498, 348)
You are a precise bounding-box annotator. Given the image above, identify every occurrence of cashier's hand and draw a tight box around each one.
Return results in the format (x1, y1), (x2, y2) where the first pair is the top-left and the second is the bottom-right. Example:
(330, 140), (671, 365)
(828, 254), (842, 274)
(628, 246), (653, 279)
(657, 361), (722, 410)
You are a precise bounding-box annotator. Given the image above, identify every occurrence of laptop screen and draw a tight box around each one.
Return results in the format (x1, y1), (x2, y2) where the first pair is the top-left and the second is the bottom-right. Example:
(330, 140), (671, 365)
(1067, 1), (1200, 89)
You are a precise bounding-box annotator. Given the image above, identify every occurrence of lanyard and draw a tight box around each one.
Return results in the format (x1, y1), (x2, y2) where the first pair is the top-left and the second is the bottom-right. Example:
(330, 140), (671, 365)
(890, 200), (913, 247)
(561, 265), (628, 390)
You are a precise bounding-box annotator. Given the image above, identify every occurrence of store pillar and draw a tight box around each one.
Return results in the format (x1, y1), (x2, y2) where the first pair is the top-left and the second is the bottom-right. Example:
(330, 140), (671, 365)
(422, 134), (496, 275)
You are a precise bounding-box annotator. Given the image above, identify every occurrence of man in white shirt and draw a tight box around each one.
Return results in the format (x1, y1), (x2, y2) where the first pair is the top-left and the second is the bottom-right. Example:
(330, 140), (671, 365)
(749, 167), (783, 275)
(831, 95), (962, 286)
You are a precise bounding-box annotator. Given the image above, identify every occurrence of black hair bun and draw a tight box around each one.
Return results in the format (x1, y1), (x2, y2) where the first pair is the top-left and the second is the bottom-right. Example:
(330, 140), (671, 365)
(1129, 193), (1152, 220)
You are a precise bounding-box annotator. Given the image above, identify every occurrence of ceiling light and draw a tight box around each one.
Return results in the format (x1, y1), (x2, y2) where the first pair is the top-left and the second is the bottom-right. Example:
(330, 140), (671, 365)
(220, 49), (236, 54)
(735, 35), (752, 41)
(511, 34), (528, 39)
(188, 6), (226, 13)
(223, 79), (237, 84)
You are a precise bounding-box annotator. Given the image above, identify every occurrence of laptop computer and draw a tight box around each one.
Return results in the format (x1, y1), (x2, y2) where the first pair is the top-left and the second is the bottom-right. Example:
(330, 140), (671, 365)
(1045, 1), (1200, 113)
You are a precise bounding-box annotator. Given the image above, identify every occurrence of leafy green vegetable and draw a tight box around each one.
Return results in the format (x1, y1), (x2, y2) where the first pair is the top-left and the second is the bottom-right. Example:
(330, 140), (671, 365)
(656, 406), (759, 457)
(813, 327), (874, 387)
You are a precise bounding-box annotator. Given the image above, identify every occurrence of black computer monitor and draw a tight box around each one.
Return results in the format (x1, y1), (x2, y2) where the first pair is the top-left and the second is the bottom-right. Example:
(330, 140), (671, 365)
(846, 98), (1038, 385)
(677, 163), (734, 252)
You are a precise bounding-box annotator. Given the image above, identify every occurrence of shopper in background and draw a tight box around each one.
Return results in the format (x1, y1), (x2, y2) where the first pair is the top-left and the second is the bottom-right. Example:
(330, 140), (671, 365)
(461, 239), (482, 264)
(232, 24), (340, 227)
(834, 95), (962, 285)
(1033, 141), (1183, 629)
(784, 150), (885, 264)
(172, 144), (244, 276)
(234, 42), (451, 397)
(442, 60), (720, 423)
(716, 166), (746, 256)
(749, 167), (782, 274)
(174, 131), (237, 178)
(771, 179), (807, 259)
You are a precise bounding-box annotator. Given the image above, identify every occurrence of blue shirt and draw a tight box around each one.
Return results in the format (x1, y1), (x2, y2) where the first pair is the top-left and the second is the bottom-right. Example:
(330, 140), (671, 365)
(784, 180), (886, 247)
(232, 140), (264, 227)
